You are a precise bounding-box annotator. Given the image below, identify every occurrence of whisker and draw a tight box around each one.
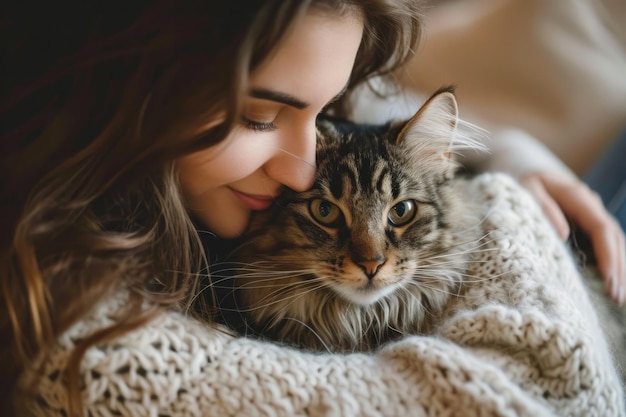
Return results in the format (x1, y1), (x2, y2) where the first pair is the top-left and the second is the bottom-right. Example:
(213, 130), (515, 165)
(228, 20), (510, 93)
(219, 277), (331, 313)
(278, 317), (333, 353)
(279, 148), (316, 169)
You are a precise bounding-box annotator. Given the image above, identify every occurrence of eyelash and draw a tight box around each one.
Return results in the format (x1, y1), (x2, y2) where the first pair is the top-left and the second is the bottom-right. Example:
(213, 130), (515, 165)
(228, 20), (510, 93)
(241, 116), (277, 132)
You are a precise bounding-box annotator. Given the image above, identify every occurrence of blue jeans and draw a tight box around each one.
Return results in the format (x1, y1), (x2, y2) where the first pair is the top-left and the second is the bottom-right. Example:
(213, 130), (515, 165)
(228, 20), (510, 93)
(584, 128), (626, 232)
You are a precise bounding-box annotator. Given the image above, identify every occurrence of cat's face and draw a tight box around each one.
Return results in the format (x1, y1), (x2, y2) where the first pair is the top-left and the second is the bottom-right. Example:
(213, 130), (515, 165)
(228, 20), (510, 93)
(272, 122), (457, 306)
(232, 89), (469, 307)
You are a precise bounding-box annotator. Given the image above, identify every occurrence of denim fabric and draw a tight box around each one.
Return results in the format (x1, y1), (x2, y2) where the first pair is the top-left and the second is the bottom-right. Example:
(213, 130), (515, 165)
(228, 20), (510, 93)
(584, 128), (626, 232)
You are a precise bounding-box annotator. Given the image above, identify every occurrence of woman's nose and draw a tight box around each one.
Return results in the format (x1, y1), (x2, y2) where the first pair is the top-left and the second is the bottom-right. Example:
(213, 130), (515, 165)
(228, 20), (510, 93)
(265, 127), (316, 192)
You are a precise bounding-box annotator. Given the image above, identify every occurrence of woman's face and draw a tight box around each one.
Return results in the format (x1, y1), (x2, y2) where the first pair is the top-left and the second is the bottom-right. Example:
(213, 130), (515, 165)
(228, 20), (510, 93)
(177, 11), (364, 238)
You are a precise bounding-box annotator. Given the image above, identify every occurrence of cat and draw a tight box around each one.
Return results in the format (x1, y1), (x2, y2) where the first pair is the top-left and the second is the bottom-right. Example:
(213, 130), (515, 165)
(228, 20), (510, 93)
(216, 87), (486, 353)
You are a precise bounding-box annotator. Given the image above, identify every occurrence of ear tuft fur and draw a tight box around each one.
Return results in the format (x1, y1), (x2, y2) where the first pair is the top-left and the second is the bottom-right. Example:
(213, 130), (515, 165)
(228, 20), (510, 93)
(396, 88), (459, 164)
(394, 87), (487, 174)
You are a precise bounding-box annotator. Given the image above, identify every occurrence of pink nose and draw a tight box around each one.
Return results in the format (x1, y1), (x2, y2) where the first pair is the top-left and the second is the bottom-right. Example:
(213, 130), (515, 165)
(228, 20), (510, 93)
(356, 258), (386, 279)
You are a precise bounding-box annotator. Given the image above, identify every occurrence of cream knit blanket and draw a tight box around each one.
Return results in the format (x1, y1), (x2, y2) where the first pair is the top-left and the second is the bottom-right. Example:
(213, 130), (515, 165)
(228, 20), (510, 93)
(25, 174), (625, 416)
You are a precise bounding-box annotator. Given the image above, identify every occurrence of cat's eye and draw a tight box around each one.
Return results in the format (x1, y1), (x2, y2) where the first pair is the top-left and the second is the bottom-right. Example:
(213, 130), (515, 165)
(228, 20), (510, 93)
(309, 199), (344, 227)
(387, 200), (417, 227)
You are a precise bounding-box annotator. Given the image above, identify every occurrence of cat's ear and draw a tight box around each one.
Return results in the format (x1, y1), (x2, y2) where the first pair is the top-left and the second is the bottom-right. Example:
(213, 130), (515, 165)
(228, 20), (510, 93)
(315, 116), (339, 152)
(396, 86), (458, 162)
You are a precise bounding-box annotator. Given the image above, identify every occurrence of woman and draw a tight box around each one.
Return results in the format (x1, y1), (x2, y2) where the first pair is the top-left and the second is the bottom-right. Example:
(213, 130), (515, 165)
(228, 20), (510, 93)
(1, 1), (419, 414)
(1, 1), (623, 416)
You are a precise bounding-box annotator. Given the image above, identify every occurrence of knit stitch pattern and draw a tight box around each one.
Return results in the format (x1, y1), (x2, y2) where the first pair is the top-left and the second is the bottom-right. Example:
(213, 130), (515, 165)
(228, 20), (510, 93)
(23, 174), (625, 416)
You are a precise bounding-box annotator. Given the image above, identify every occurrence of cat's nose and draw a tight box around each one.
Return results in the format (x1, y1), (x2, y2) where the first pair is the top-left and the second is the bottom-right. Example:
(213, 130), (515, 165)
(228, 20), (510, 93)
(356, 258), (386, 279)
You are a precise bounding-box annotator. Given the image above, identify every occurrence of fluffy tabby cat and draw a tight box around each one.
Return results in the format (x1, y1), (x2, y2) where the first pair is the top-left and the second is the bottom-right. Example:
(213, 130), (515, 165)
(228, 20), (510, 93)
(219, 87), (486, 352)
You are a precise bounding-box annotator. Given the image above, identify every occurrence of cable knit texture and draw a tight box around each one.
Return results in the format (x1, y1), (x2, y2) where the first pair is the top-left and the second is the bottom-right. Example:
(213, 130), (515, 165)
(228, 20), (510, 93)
(23, 174), (625, 416)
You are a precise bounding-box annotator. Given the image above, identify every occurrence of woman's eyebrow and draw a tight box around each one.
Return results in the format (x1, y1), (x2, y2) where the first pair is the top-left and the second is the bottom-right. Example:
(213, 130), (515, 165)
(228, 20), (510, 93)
(249, 84), (348, 111)
(250, 88), (309, 109)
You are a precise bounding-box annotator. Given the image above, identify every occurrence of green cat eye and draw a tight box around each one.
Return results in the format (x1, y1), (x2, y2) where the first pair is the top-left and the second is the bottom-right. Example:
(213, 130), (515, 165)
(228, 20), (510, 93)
(387, 200), (417, 227)
(309, 199), (344, 227)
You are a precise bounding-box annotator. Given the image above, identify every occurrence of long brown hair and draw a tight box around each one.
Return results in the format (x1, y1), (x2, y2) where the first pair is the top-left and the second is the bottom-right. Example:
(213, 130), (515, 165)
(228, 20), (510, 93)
(0, 0), (422, 414)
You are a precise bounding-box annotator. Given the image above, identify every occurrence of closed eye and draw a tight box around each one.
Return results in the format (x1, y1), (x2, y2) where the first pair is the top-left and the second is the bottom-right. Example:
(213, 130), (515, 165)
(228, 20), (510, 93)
(241, 116), (277, 132)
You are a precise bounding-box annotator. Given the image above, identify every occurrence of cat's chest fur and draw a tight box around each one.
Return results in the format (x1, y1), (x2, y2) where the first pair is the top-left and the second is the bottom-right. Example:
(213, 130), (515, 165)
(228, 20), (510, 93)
(222, 88), (484, 352)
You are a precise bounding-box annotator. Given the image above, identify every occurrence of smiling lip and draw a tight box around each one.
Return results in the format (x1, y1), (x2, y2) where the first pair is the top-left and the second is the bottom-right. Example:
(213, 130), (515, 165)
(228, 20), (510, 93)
(230, 188), (276, 211)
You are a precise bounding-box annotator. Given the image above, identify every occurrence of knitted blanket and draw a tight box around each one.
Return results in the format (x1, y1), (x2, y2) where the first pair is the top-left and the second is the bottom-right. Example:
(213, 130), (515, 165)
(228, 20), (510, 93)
(25, 174), (625, 417)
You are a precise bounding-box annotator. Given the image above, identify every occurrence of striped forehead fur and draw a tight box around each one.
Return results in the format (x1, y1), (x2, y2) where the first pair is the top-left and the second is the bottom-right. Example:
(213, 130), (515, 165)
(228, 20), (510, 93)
(321, 133), (397, 198)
